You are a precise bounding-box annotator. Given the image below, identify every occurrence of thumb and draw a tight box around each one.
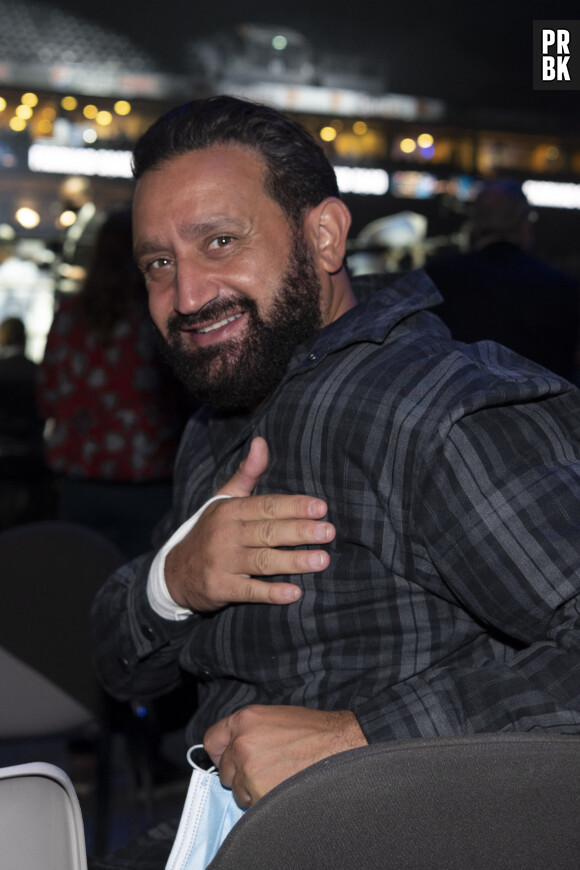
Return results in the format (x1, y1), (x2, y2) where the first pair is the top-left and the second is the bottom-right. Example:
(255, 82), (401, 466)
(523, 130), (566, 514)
(218, 436), (269, 498)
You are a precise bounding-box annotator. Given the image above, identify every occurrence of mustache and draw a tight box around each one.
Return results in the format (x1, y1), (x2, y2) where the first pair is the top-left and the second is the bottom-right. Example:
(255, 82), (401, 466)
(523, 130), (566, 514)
(167, 297), (255, 334)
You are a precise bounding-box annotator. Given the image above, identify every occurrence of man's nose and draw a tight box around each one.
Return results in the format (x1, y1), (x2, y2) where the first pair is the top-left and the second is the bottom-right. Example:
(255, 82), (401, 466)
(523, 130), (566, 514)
(173, 262), (219, 315)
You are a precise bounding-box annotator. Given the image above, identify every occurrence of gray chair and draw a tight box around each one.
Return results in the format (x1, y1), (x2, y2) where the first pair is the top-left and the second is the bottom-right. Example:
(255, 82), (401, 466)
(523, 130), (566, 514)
(0, 520), (126, 855)
(0, 761), (88, 870)
(209, 733), (580, 870)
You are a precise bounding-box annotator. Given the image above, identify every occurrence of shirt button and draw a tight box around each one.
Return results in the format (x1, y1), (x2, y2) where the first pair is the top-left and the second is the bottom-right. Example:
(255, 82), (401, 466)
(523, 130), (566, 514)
(118, 656), (131, 672)
(141, 625), (155, 641)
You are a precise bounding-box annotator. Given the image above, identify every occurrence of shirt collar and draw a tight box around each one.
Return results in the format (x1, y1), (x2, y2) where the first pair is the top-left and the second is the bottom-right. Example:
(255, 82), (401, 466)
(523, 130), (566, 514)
(287, 269), (443, 375)
(208, 270), (442, 462)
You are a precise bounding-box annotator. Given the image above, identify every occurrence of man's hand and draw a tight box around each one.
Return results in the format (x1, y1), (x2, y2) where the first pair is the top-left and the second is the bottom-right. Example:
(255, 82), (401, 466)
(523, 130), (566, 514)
(204, 705), (368, 807)
(165, 437), (335, 611)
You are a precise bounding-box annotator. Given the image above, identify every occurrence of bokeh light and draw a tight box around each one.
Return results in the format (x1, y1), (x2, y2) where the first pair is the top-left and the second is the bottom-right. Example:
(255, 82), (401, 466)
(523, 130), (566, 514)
(417, 133), (434, 149)
(15, 208), (40, 229)
(9, 117), (26, 132)
(400, 138), (417, 154)
(59, 210), (77, 228)
(114, 100), (131, 116)
(320, 126), (338, 142)
(15, 104), (33, 120)
(21, 92), (38, 107)
(37, 119), (53, 135)
(96, 110), (113, 126)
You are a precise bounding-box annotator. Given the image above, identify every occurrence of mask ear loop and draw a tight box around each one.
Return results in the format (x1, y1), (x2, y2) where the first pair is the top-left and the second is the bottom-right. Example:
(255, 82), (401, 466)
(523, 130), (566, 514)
(187, 744), (217, 775)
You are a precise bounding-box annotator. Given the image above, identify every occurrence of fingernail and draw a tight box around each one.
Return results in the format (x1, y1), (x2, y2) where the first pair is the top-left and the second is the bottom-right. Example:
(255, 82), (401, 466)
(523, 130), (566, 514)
(314, 523), (330, 542)
(309, 552), (325, 570)
(283, 586), (301, 602)
(308, 499), (326, 518)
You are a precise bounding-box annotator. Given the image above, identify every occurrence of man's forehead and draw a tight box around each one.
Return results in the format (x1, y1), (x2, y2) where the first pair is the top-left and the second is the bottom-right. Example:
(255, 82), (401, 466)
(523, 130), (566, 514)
(132, 143), (284, 234)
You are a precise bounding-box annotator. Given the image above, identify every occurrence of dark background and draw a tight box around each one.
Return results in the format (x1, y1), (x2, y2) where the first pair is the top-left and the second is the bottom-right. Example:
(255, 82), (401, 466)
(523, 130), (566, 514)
(37, 0), (580, 120)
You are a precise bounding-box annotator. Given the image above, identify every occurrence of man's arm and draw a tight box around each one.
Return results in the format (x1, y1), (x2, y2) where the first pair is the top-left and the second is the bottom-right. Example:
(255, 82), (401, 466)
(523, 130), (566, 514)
(355, 392), (580, 742)
(91, 436), (336, 700)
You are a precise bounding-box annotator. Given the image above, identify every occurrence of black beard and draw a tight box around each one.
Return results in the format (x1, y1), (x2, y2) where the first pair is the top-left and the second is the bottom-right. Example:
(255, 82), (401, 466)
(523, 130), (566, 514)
(157, 231), (323, 410)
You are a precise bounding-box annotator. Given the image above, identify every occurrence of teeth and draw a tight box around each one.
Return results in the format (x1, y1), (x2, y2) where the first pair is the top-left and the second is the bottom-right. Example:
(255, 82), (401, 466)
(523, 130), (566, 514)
(195, 313), (242, 334)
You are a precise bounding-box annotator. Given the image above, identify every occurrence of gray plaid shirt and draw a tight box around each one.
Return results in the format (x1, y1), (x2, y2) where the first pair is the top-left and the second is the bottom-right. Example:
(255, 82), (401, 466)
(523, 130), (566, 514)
(92, 271), (580, 744)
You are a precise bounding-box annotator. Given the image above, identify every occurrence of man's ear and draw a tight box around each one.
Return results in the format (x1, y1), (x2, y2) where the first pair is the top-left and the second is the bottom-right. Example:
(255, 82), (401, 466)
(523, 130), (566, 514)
(304, 198), (352, 275)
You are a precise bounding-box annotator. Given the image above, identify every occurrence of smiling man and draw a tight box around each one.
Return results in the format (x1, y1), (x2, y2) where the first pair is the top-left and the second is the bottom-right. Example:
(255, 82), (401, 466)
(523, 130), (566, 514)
(133, 143), (352, 410)
(91, 96), (580, 869)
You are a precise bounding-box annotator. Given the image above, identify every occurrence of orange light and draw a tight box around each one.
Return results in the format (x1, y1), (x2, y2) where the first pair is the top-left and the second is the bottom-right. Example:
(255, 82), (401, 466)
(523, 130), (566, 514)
(320, 126), (338, 142)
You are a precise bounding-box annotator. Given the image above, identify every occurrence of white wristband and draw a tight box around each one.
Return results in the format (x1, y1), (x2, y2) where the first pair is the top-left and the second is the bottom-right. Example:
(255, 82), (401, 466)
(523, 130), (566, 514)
(146, 494), (232, 621)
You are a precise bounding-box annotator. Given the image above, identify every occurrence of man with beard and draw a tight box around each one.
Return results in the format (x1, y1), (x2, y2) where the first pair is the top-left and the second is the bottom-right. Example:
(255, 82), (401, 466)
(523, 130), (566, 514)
(91, 97), (580, 868)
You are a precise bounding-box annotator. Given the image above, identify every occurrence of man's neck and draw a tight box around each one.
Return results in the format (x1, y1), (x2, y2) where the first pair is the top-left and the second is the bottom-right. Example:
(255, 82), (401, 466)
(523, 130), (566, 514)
(321, 267), (358, 327)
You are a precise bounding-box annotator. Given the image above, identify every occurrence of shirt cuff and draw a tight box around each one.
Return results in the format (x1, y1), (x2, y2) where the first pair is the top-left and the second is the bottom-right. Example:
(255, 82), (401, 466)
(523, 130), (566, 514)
(147, 494), (233, 621)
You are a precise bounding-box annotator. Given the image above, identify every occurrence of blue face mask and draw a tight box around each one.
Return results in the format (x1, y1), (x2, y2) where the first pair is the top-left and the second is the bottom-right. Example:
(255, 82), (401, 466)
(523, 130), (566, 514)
(166, 745), (246, 870)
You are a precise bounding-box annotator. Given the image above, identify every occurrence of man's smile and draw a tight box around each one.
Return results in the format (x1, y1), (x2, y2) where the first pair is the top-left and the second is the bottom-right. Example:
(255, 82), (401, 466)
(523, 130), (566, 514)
(178, 309), (248, 348)
(194, 311), (244, 335)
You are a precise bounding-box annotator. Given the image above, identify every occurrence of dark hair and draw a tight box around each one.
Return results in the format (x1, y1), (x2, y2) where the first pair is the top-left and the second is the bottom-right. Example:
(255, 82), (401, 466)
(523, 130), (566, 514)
(132, 95), (340, 226)
(79, 208), (146, 339)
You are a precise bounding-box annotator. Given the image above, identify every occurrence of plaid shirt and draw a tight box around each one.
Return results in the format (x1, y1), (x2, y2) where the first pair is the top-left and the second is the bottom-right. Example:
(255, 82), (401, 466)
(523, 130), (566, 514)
(92, 271), (580, 744)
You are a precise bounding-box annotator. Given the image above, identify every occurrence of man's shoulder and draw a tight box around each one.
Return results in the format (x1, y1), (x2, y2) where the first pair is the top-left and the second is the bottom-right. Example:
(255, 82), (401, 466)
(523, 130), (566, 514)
(288, 269), (576, 430)
(309, 270), (444, 358)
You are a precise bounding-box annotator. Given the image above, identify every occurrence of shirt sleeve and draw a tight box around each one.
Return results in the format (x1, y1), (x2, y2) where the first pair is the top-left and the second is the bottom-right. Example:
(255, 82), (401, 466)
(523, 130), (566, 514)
(91, 494), (233, 700)
(355, 389), (580, 742)
(147, 494), (232, 620)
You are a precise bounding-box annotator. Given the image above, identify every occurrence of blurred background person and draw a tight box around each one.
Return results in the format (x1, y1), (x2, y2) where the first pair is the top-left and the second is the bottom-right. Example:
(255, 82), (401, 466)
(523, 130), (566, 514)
(0, 224), (42, 300)
(38, 209), (191, 559)
(0, 226), (56, 364)
(0, 316), (51, 529)
(56, 175), (106, 294)
(426, 179), (580, 385)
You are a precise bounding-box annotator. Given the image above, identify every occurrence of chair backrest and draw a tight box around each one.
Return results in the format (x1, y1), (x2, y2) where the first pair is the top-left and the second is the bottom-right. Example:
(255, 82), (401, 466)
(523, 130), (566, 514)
(0, 520), (125, 720)
(0, 761), (88, 870)
(209, 733), (580, 870)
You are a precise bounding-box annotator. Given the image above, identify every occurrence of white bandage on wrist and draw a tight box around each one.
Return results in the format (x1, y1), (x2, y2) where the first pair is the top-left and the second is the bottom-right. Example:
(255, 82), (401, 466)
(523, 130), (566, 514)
(146, 494), (232, 620)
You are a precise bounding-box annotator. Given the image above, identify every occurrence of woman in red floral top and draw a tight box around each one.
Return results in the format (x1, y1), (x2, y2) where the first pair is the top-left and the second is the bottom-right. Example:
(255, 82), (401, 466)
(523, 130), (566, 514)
(38, 209), (190, 558)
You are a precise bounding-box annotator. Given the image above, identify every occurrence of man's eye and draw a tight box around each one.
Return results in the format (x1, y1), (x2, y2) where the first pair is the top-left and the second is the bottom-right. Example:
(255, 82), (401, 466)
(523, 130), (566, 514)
(147, 257), (171, 272)
(209, 235), (234, 249)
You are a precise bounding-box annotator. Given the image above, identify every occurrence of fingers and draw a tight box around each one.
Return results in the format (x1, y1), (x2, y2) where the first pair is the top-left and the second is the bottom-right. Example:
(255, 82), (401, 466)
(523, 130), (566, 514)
(211, 576), (300, 608)
(234, 545), (331, 579)
(238, 516), (335, 549)
(204, 714), (255, 807)
(202, 499), (335, 564)
(219, 436), (269, 498)
(203, 715), (230, 769)
(228, 492), (330, 522)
